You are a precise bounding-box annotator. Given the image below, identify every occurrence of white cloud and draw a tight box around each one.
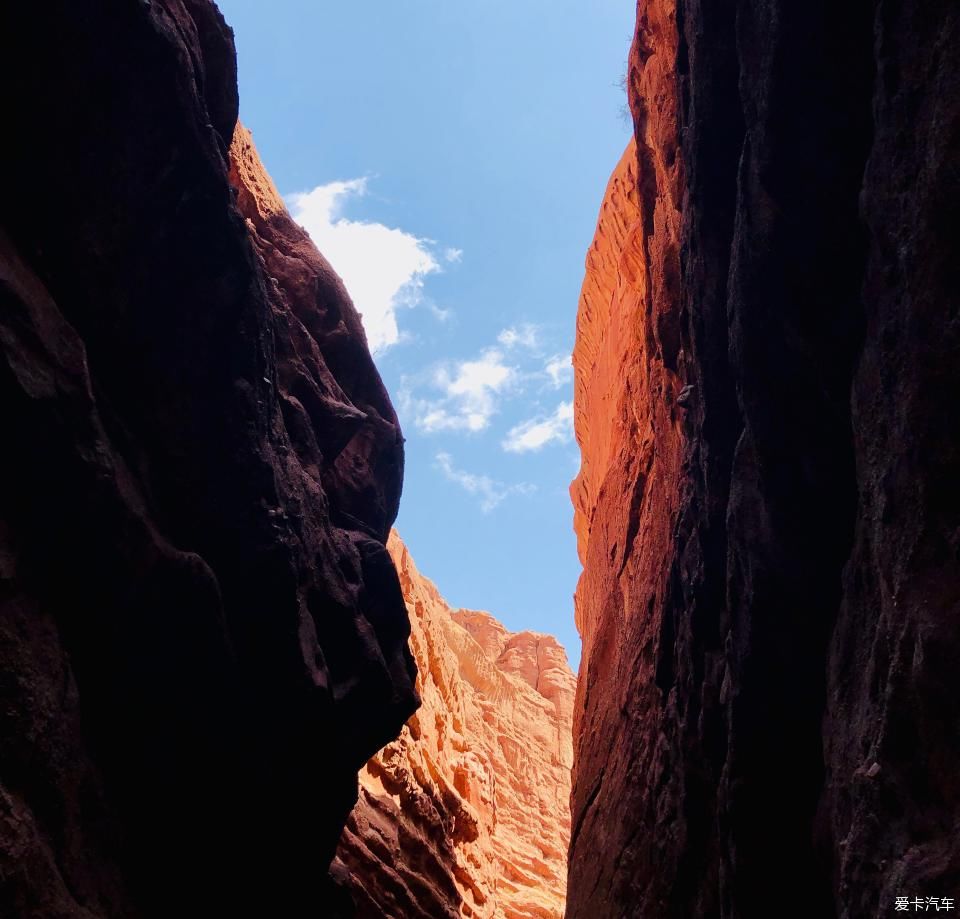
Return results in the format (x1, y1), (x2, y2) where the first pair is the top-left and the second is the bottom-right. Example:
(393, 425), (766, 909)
(497, 323), (540, 351)
(444, 247), (464, 264)
(404, 348), (517, 433)
(435, 452), (535, 512)
(287, 179), (441, 353)
(502, 401), (574, 453)
(543, 354), (573, 388)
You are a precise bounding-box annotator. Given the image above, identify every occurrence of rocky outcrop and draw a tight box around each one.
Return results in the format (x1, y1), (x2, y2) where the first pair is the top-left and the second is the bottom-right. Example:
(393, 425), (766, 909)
(335, 533), (575, 919)
(0, 3), (416, 916)
(568, 1), (960, 918)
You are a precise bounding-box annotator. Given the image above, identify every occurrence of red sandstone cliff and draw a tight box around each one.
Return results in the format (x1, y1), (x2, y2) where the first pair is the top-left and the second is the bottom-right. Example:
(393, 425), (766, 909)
(335, 533), (575, 919)
(568, 1), (960, 917)
(0, 4), (416, 916)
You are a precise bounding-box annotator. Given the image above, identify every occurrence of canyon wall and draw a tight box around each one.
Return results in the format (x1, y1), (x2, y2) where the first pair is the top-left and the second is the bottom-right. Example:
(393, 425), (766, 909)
(335, 533), (575, 919)
(568, 1), (960, 918)
(0, 3), (417, 916)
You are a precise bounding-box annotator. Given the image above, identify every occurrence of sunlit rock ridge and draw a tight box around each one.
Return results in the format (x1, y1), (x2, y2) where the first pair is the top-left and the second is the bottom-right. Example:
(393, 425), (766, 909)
(335, 532), (575, 919)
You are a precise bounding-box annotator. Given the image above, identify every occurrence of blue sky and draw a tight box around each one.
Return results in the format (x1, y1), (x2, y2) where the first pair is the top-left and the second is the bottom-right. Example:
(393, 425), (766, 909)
(219, 0), (635, 670)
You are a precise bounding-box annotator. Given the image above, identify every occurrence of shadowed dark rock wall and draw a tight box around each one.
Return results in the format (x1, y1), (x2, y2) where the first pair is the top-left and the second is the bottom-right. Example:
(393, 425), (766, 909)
(0, 2), (417, 916)
(568, 1), (959, 917)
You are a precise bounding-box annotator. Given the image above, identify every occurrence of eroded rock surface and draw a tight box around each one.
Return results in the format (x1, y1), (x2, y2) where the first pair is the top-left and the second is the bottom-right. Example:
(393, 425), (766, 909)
(336, 533), (575, 919)
(0, 3), (416, 916)
(568, 1), (960, 917)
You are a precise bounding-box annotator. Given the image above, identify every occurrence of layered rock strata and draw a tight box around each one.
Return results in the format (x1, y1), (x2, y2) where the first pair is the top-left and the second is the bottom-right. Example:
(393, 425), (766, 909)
(568, 1), (960, 917)
(335, 533), (575, 919)
(0, 2), (416, 916)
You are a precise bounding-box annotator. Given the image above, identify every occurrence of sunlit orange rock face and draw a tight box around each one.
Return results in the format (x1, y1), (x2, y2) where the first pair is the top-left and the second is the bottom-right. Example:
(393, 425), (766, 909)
(567, 2), (687, 914)
(569, 0), (959, 916)
(335, 533), (575, 919)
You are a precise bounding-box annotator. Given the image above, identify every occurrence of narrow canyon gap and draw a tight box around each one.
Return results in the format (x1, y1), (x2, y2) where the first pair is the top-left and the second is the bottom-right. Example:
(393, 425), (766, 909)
(568, 1), (959, 918)
(0, 0), (957, 918)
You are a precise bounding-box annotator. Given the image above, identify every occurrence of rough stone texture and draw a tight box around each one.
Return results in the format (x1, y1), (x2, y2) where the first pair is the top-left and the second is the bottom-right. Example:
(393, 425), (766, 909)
(0, 3), (416, 916)
(336, 533), (575, 919)
(567, 1), (959, 918)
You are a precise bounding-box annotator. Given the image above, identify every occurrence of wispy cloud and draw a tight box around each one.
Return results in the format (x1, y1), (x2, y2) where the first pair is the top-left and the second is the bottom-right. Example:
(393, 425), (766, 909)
(401, 325), (575, 447)
(403, 347), (517, 433)
(428, 303), (454, 323)
(435, 452), (535, 512)
(543, 354), (573, 388)
(502, 401), (574, 453)
(287, 179), (453, 353)
(444, 247), (464, 264)
(497, 323), (541, 351)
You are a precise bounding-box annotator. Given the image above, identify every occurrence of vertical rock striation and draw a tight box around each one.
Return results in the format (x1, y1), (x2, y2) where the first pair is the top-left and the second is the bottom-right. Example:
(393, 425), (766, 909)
(335, 533), (575, 919)
(568, 1), (959, 917)
(0, 3), (416, 916)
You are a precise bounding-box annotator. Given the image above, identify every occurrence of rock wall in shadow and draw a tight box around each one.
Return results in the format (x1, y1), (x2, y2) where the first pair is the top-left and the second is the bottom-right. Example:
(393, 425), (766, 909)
(567, 1), (959, 917)
(0, 3), (417, 916)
